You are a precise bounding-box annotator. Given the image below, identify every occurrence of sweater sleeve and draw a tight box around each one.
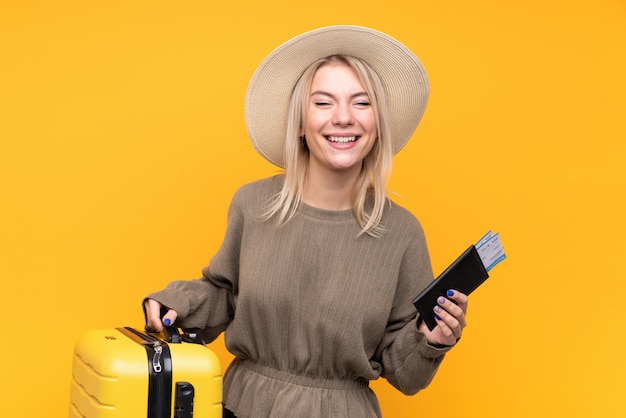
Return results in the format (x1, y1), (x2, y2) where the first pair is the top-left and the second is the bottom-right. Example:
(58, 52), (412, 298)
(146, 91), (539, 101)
(144, 187), (245, 344)
(377, 223), (451, 395)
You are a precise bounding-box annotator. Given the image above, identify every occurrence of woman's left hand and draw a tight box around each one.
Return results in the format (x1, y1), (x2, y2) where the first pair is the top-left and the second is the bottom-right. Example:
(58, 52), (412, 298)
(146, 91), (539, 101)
(418, 289), (468, 347)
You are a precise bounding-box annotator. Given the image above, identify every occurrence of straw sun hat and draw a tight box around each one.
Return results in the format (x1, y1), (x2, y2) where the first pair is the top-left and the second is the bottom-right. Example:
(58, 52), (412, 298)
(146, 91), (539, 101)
(244, 25), (429, 168)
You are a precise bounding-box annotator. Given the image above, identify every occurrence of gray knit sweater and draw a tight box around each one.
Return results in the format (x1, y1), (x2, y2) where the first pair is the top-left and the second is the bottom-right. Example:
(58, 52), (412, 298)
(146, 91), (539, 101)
(146, 175), (449, 417)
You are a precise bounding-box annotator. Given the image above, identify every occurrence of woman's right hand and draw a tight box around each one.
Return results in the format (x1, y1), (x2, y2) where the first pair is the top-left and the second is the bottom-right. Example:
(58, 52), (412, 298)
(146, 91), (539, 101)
(144, 298), (178, 332)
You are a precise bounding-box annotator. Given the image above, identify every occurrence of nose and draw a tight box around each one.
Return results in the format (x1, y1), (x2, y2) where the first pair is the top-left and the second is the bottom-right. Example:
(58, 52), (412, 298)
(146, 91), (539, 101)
(332, 103), (354, 127)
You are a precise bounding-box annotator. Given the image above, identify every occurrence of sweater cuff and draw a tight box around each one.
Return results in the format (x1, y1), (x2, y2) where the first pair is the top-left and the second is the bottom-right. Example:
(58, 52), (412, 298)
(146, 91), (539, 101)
(144, 287), (192, 320)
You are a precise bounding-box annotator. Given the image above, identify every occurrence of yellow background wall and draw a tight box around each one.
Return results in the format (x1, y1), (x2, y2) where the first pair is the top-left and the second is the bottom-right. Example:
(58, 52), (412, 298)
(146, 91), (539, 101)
(1, 1), (624, 416)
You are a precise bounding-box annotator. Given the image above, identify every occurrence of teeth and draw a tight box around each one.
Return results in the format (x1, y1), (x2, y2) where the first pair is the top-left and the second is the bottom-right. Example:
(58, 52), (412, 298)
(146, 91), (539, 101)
(327, 136), (357, 144)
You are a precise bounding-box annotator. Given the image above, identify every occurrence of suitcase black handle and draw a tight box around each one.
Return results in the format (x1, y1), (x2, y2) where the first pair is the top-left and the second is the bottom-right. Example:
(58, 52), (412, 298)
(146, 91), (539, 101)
(145, 325), (206, 345)
(163, 325), (182, 343)
(143, 325), (182, 343)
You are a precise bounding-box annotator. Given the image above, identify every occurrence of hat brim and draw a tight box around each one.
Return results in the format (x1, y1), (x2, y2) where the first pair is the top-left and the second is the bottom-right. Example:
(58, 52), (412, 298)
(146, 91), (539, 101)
(245, 25), (429, 168)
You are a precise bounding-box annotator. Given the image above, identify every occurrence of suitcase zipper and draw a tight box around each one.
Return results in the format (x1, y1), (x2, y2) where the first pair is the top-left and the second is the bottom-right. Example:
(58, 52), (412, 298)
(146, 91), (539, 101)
(152, 343), (163, 373)
(118, 328), (173, 418)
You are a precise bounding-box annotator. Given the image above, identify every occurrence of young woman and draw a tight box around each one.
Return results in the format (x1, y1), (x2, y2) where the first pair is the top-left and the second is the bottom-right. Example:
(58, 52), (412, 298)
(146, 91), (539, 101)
(144, 26), (468, 418)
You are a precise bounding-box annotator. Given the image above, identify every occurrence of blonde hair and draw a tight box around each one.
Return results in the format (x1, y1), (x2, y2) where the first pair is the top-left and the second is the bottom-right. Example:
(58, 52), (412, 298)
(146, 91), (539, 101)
(263, 55), (394, 237)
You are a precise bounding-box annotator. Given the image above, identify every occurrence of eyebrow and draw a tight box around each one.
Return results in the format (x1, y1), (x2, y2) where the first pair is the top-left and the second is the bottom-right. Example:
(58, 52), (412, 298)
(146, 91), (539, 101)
(310, 90), (370, 100)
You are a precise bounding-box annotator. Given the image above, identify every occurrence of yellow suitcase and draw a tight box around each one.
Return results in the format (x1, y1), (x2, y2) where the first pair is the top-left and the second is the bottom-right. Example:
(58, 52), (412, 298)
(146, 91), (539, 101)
(69, 326), (222, 418)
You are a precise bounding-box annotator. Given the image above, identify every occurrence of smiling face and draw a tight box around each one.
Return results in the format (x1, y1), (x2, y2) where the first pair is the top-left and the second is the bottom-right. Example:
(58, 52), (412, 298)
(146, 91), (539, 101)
(302, 61), (377, 177)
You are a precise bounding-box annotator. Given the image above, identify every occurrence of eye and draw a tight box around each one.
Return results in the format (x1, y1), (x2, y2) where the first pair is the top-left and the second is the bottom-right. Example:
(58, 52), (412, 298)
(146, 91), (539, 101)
(353, 94), (371, 107)
(353, 99), (372, 109)
(314, 101), (332, 107)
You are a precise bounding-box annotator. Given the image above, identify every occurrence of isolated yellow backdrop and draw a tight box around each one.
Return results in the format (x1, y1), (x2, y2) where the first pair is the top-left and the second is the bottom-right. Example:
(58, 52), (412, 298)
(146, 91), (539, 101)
(1, 0), (625, 416)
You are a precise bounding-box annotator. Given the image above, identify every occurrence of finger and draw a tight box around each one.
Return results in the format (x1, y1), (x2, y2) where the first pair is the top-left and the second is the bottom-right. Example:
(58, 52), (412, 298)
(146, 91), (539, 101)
(437, 295), (464, 320)
(434, 302), (457, 339)
(433, 313), (457, 345)
(435, 297), (464, 339)
(144, 299), (164, 332)
(441, 291), (468, 328)
(446, 289), (469, 312)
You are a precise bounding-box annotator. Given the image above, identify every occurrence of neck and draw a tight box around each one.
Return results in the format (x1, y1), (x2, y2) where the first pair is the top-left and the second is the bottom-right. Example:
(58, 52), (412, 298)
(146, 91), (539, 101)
(302, 165), (360, 210)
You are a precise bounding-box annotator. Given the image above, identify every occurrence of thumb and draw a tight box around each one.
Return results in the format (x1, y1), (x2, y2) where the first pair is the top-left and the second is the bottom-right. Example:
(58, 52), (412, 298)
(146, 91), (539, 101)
(161, 309), (179, 328)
